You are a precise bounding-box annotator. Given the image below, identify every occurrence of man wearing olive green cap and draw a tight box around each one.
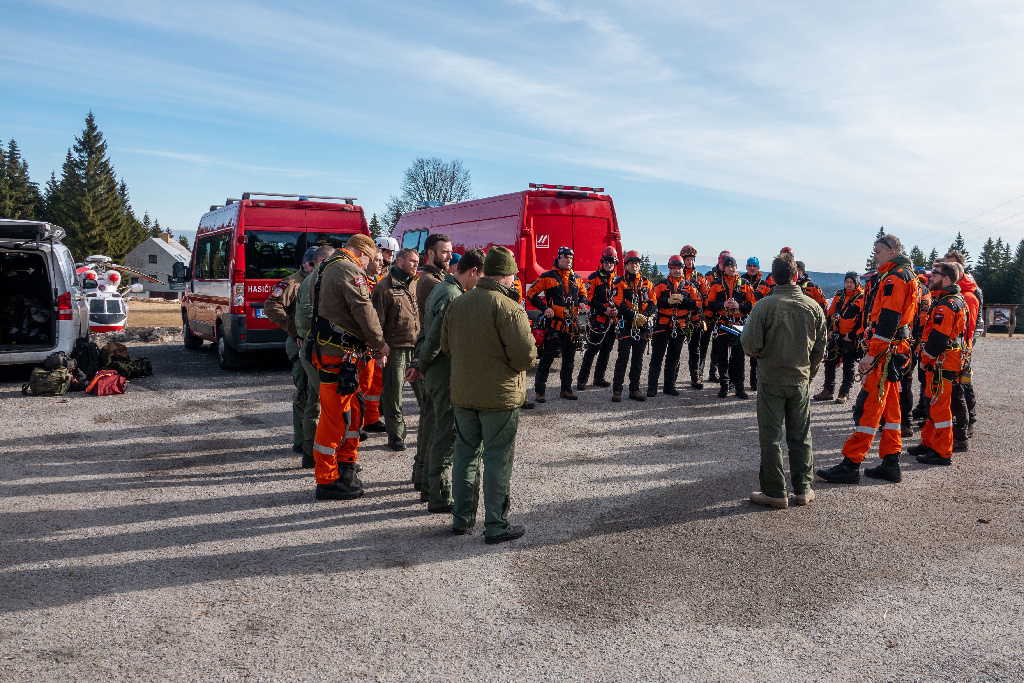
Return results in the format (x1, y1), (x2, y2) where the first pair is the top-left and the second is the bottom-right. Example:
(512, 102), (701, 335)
(440, 246), (537, 544)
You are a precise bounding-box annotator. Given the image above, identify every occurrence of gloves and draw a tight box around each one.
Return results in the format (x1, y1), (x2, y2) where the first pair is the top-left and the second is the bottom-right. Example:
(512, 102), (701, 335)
(667, 293), (684, 305)
(635, 314), (648, 326)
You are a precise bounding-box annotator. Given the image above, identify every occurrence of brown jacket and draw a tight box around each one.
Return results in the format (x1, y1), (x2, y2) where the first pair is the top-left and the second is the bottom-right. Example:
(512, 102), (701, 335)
(309, 249), (385, 352)
(416, 264), (445, 324)
(371, 266), (420, 348)
(263, 269), (306, 338)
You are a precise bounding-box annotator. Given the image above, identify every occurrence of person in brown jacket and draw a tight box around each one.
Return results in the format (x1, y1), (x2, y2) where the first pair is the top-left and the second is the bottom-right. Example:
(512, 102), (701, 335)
(264, 248), (316, 456)
(371, 248), (421, 454)
(307, 233), (388, 501)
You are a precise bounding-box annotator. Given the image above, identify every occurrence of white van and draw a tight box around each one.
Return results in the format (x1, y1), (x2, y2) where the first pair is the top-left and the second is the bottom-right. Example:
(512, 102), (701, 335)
(0, 220), (90, 366)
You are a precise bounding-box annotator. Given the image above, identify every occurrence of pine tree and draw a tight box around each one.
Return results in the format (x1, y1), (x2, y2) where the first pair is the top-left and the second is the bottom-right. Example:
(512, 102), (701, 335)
(908, 245), (926, 268)
(927, 247), (939, 264)
(1008, 240), (1024, 313)
(973, 238), (1002, 303)
(866, 227), (885, 270)
(947, 232), (970, 268)
(44, 113), (127, 260)
(648, 261), (665, 285)
(368, 213), (384, 240)
(113, 177), (148, 259)
(0, 139), (42, 219)
(141, 212), (152, 235)
(178, 234), (190, 249)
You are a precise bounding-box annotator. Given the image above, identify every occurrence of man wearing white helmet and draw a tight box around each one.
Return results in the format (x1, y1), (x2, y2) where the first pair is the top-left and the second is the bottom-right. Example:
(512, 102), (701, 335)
(375, 236), (400, 270)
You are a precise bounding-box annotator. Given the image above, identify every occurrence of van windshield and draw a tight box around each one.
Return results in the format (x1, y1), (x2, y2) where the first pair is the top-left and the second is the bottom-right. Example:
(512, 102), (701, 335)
(245, 231), (353, 279)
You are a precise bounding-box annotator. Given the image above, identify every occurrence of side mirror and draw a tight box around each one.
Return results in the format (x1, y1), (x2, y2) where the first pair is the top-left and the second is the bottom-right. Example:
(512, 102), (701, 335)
(129, 283), (144, 293)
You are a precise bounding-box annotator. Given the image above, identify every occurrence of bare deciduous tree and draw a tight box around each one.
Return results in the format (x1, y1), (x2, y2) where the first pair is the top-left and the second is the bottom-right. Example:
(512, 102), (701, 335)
(384, 157), (473, 229)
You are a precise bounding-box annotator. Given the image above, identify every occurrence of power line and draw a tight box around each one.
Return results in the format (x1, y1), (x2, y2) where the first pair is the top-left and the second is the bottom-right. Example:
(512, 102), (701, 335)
(913, 191), (1024, 245)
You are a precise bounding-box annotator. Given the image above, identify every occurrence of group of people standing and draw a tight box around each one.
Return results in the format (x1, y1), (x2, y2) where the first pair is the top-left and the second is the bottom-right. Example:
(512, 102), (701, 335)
(263, 229), (983, 541)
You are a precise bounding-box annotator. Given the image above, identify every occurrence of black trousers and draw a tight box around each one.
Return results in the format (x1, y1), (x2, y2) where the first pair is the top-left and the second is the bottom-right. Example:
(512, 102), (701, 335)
(822, 349), (858, 395)
(535, 330), (577, 395)
(950, 382), (970, 442)
(712, 333), (744, 387)
(749, 356), (758, 390)
(578, 323), (616, 385)
(648, 328), (685, 390)
(690, 324), (714, 379)
(613, 336), (647, 393)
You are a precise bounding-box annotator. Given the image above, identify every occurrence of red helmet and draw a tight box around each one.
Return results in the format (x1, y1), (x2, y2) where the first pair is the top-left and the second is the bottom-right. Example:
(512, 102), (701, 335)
(680, 245), (697, 258)
(600, 246), (619, 263)
(780, 246), (794, 255)
(667, 254), (684, 267)
(624, 250), (641, 263)
(717, 250), (731, 267)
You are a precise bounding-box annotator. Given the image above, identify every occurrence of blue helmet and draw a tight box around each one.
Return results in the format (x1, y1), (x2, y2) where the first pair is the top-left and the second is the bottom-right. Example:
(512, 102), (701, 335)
(746, 257), (759, 268)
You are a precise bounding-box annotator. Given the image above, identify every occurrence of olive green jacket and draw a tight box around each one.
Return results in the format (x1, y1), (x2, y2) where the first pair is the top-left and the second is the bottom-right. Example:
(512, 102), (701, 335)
(440, 277), (537, 410)
(415, 273), (464, 378)
(741, 283), (827, 386)
(295, 274), (314, 340)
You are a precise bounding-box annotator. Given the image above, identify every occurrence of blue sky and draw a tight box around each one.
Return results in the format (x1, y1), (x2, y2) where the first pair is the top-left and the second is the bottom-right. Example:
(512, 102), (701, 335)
(3, 0), (1024, 272)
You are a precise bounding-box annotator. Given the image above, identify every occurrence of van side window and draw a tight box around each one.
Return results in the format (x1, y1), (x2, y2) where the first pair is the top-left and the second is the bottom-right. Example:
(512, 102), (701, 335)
(402, 229), (427, 252)
(194, 236), (212, 279)
(210, 233), (231, 279)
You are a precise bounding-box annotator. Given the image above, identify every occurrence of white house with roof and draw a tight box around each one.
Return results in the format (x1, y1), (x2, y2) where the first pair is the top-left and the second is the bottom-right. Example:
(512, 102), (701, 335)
(124, 234), (191, 297)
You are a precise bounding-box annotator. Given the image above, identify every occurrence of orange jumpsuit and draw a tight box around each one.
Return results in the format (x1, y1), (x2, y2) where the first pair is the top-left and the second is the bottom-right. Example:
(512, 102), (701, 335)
(919, 288), (968, 458)
(841, 258), (918, 462)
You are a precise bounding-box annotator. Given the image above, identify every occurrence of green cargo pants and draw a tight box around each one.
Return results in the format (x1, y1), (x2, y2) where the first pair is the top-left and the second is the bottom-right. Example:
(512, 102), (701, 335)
(452, 406), (519, 538)
(423, 365), (454, 509)
(298, 342), (320, 460)
(412, 375), (431, 489)
(285, 336), (308, 450)
(756, 382), (813, 498)
(381, 347), (413, 443)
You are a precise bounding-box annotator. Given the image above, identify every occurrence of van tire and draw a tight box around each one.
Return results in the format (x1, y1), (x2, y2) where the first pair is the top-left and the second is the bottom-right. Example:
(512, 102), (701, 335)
(216, 323), (243, 370)
(182, 311), (204, 350)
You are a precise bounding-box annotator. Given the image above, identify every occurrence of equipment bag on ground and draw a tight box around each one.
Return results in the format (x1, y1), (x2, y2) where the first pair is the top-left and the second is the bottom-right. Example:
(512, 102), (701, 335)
(22, 365), (73, 396)
(86, 369), (127, 396)
(71, 338), (103, 380)
(106, 357), (153, 379)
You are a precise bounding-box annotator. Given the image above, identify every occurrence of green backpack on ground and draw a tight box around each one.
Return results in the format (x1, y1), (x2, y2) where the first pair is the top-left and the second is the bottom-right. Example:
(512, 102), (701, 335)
(106, 357), (153, 379)
(22, 366), (73, 396)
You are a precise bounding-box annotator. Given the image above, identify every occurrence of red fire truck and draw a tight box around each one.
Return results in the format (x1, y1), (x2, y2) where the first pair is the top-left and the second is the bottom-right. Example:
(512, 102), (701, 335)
(176, 192), (370, 369)
(391, 183), (623, 314)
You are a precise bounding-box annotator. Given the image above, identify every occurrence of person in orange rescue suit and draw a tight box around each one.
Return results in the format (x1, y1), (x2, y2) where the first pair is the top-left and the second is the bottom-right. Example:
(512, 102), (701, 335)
(611, 250), (655, 402)
(359, 248), (386, 435)
(679, 245), (710, 389)
(647, 254), (701, 397)
(705, 255), (756, 399)
(945, 251), (982, 434)
(528, 246), (589, 402)
(813, 271), (865, 403)
(702, 250), (732, 384)
(306, 233), (389, 501)
(816, 234), (917, 485)
(741, 256), (764, 391)
(898, 269), (931, 437)
(753, 247), (793, 300)
(795, 261), (828, 310)
(906, 261), (968, 467)
(577, 246), (620, 391)
(944, 259), (979, 449)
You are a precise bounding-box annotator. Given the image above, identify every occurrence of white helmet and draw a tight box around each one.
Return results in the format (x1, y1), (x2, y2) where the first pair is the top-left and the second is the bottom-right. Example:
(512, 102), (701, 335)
(375, 236), (399, 252)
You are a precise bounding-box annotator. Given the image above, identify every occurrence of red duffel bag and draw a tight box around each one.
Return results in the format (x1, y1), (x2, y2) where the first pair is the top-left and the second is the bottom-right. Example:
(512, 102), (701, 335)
(86, 369), (127, 396)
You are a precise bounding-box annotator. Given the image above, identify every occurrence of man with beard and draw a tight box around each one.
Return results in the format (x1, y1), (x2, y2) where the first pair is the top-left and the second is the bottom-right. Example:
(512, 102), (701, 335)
(908, 261), (968, 466)
(527, 246), (588, 402)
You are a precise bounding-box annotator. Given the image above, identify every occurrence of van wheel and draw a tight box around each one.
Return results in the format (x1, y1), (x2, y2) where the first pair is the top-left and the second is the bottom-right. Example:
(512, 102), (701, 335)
(182, 311), (203, 350)
(216, 324), (243, 370)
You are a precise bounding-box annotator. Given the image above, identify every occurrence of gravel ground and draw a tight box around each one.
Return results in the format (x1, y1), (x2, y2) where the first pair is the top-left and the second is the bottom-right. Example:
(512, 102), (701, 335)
(1, 336), (1022, 682)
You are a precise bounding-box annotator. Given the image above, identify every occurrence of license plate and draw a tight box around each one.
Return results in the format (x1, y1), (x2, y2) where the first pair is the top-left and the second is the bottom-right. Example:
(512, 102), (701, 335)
(253, 307), (267, 319)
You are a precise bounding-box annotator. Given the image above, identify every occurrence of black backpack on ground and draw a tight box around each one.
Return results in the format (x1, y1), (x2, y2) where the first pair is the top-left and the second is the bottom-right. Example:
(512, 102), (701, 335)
(71, 338), (102, 380)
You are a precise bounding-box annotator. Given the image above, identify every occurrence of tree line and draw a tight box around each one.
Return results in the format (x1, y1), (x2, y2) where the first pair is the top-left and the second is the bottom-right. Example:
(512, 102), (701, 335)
(0, 112), (180, 262)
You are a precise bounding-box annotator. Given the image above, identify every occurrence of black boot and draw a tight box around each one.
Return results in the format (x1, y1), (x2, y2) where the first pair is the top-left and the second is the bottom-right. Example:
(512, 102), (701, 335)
(594, 378), (611, 388)
(816, 457), (861, 484)
(690, 372), (703, 389)
(646, 386), (657, 398)
(864, 453), (902, 483)
(663, 385), (680, 396)
(339, 461), (362, 488)
(718, 381), (729, 399)
(735, 387), (749, 399)
(907, 442), (934, 456)
(315, 463), (364, 500)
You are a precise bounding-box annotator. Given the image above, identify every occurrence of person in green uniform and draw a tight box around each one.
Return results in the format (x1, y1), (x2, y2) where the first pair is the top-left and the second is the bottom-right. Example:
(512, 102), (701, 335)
(294, 245), (335, 468)
(440, 247), (537, 544)
(740, 252), (827, 509)
(414, 247), (485, 512)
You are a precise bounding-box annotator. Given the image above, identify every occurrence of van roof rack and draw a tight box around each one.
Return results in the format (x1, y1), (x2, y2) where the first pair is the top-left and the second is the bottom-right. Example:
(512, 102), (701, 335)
(241, 192), (357, 205)
(0, 219), (66, 243)
(529, 183), (605, 193)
